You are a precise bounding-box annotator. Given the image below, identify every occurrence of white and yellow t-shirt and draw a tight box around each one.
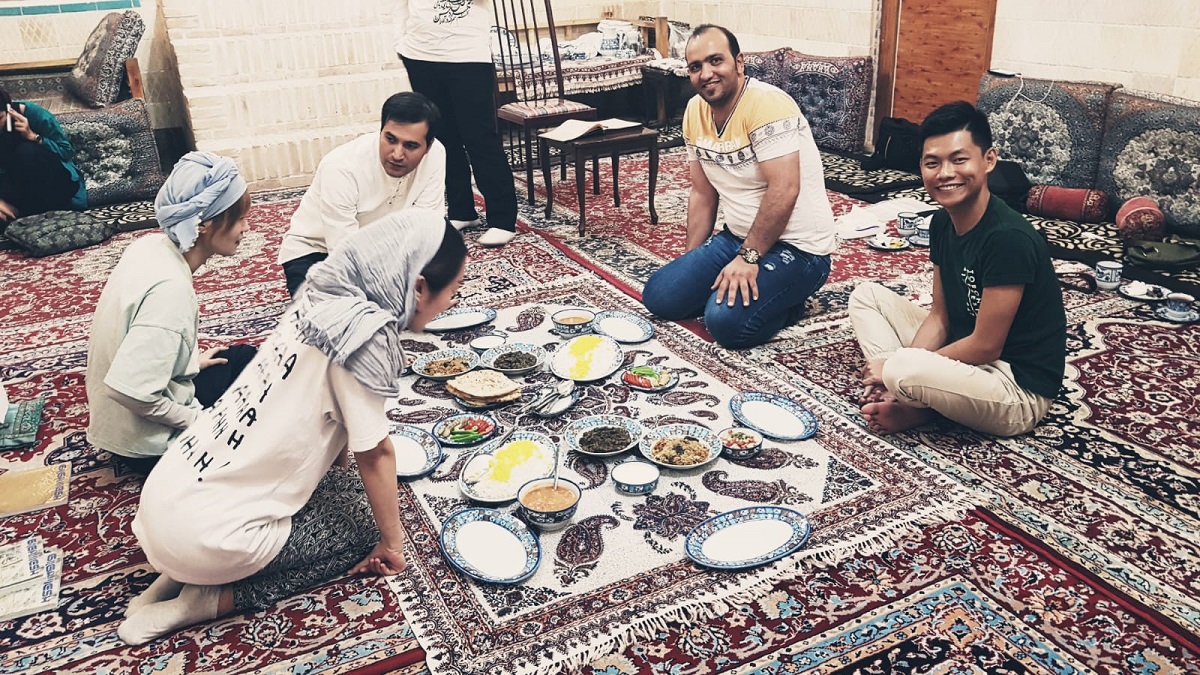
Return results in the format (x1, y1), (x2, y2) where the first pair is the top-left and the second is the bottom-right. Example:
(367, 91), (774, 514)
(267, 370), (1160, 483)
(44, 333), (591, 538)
(683, 78), (836, 255)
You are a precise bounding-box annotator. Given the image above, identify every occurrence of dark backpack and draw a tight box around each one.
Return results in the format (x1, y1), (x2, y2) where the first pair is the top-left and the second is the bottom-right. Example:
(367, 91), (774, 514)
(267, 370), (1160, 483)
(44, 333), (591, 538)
(988, 160), (1033, 213)
(862, 117), (921, 174)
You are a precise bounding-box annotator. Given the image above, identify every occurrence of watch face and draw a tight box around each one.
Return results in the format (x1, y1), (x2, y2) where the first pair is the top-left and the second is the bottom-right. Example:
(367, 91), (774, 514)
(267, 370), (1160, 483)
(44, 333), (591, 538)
(739, 247), (760, 264)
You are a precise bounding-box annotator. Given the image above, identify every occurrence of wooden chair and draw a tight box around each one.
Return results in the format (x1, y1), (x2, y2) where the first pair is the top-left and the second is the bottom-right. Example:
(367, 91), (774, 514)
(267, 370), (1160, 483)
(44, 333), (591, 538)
(492, 0), (596, 204)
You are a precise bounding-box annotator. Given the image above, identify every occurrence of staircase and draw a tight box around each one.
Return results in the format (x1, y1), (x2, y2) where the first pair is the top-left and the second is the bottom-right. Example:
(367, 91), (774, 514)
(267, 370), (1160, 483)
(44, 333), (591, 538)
(161, 0), (410, 190)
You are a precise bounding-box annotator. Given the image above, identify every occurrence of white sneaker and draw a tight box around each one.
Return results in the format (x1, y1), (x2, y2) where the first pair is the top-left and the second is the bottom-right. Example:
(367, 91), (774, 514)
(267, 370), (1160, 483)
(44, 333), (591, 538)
(449, 217), (482, 231)
(478, 227), (517, 247)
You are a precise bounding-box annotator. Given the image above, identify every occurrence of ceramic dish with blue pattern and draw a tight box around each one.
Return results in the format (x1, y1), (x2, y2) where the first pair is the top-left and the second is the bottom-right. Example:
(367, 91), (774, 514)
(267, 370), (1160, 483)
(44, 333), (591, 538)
(411, 348), (479, 381)
(729, 391), (818, 441)
(439, 508), (541, 584)
(481, 342), (547, 376)
(390, 424), (442, 480)
(550, 334), (624, 382)
(591, 310), (655, 344)
(684, 506), (811, 570)
(638, 423), (721, 470)
(424, 306), (497, 333)
(562, 414), (643, 457)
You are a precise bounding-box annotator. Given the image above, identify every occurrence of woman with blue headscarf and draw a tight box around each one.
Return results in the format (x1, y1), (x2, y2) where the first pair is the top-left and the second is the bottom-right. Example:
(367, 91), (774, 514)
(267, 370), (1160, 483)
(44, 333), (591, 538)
(86, 151), (258, 474)
(118, 208), (467, 646)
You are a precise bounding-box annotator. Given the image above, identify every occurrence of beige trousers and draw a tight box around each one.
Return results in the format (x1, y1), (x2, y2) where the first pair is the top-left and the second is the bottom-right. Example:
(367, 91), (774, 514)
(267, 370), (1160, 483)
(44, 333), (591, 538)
(847, 282), (1051, 437)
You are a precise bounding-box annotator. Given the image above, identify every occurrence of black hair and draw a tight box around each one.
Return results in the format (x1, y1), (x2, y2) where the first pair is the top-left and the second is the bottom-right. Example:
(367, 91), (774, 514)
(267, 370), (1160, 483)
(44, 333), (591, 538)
(207, 189), (252, 233)
(380, 91), (440, 144)
(688, 24), (741, 59)
(919, 101), (994, 152)
(0, 87), (11, 110)
(421, 220), (468, 293)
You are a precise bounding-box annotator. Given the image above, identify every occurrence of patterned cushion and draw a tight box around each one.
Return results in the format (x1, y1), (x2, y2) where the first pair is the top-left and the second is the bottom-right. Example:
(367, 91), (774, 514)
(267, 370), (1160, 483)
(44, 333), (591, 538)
(65, 10), (145, 107)
(57, 98), (165, 207)
(1026, 185), (1109, 223)
(5, 210), (115, 257)
(772, 49), (872, 153)
(741, 49), (787, 88)
(1097, 89), (1200, 237)
(500, 99), (594, 119)
(977, 74), (1119, 189)
(1115, 196), (1167, 243)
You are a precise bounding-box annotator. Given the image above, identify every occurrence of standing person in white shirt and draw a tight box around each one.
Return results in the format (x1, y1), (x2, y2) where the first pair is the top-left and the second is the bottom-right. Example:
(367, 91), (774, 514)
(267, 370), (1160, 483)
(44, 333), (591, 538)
(277, 92), (448, 296)
(119, 209), (468, 645)
(396, 0), (520, 248)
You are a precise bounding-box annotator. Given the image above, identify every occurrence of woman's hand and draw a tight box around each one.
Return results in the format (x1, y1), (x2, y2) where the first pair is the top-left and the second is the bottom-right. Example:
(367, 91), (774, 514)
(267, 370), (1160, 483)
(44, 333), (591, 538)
(351, 540), (407, 576)
(8, 108), (36, 143)
(199, 345), (229, 370)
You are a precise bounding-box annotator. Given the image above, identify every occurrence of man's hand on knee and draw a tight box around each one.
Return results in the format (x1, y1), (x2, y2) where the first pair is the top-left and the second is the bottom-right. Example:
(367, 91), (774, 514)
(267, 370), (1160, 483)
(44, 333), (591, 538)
(711, 258), (759, 307)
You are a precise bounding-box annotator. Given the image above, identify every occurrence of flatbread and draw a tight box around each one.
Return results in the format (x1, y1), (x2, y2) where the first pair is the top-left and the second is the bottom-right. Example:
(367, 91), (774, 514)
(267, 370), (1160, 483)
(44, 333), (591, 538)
(451, 389), (523, 406)
(446, 369), (520, 401)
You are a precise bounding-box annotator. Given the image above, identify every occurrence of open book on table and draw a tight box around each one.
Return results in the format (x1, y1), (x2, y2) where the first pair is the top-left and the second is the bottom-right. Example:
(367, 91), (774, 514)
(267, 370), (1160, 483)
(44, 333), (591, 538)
(540, 118), (642, 143)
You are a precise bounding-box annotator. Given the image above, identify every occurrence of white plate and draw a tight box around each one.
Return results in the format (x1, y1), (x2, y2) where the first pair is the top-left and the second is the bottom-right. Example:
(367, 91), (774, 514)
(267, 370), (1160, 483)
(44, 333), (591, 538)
(481, 342), (547, 375)
(562, 414), (643, 456)
(459, 430), (556, 503)
(550, 335), (624, 382)
(866, 236), (911, 251)
(729, 391), (818, 441)
(440, 508), (540, 584)
(411, 348), (479, 381)
(390, 424), (442, 479)
(638, 423), (721, 470)
(1118, 281), (1170, 301)
(685, 506), (811, 570)
(592, 310), (655, 344)
(424, 307), (498, 333)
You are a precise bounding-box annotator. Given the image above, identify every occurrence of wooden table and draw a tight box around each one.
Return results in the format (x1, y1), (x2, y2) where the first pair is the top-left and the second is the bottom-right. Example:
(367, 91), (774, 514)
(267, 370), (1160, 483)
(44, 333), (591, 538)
(538, 127), (659, 235)
(640, 65), (688, 127)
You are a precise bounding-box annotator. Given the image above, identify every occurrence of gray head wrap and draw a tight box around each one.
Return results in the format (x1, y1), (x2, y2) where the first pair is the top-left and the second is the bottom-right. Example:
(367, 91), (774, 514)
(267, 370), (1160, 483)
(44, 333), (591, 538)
(155, 151), (247, 253)
(297, 208), (449, 397)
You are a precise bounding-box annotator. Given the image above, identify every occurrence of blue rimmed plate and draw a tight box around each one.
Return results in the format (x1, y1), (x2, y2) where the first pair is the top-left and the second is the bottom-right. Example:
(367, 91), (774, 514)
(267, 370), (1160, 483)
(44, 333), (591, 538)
(729, 391), (818, 441)
(685, 506), (811, 570)
(638, 423), (721, 470)
(481, 342), (547, 376)
(440, 508), (541, 584)
(424, 307), (497, 333)
(562, 414), (643, 457)
(390, 424), (442, 480)
(432, 413), (499, 447)
(459, 430), (557, 503)
(411, 348), (479, 381)
(550, 335), (624, 382)
(621, 364), (679, 392)
(592, 310), (655, 344)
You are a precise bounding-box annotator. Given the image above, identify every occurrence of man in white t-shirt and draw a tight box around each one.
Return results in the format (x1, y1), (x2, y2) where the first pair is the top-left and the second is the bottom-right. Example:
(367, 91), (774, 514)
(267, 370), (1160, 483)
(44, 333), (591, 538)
(277, 92), (447, 295)
(641, 25), (836, 349)
(396, 0), (519, 247)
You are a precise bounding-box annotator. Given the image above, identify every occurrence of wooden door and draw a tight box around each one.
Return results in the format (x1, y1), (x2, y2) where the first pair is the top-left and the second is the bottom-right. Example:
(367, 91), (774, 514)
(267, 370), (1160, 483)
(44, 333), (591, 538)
(875, 0), (997, 137)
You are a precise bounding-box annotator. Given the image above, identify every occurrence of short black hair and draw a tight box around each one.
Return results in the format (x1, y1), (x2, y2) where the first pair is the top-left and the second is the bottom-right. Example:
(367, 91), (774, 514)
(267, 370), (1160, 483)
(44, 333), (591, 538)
(919, 101), (993, 153)
(0, 87), (12, 110)
(688, 24), (741, 59)
(380, 92), (440, 144)
(421, 220), (468, 293)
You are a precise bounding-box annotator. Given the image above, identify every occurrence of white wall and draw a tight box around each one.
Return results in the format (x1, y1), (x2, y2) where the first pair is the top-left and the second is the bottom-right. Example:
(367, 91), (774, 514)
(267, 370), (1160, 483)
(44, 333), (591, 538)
(991, 0), (1200, 100)
(662, 0), (875, 56)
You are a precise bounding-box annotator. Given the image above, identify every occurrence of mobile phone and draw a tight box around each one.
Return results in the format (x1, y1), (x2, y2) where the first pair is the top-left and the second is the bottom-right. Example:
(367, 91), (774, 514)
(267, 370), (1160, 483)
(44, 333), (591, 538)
(4, 104), (11, 133)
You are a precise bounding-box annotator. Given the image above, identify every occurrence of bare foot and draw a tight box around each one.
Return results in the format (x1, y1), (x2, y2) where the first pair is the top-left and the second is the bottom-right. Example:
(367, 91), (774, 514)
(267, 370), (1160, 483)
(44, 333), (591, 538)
(861, 393), (934, 433)
(859, 383), (885, 405)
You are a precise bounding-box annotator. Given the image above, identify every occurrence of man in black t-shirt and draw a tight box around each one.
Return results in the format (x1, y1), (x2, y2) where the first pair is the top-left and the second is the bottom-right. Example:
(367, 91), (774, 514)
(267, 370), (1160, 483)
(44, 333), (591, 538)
(848, 102), (1065, 436)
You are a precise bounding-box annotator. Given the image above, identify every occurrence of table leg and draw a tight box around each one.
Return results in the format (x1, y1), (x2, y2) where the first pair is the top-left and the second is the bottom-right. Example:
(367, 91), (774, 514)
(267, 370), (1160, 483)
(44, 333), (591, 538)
(648, 140), (659, 224)
(524, 126), (535, 205)
(592, 155), (600, 195)
(612, 152), (620, 207)
(541, 137), (554, 219)
(656, 86), (668, 128)
(576, 146), (587, 235)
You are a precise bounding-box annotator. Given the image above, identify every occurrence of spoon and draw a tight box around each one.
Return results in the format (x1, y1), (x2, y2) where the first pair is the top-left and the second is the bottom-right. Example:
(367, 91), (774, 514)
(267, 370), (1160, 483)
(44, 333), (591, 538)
(536, 379), (577, 413)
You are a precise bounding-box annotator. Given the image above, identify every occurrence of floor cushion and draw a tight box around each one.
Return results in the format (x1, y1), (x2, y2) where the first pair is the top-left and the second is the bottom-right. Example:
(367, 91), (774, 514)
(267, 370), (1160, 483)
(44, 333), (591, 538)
(977, 74), (1119, 189)
(1097, 89), (1200, 238)
(65, 10), (145, 107)
(4, 210), (115, 257)
(773, 49), (872, 154)
(741, 48), (788, 90)
(1115, 196), (1167, 242)
(57, 98), (165, 207)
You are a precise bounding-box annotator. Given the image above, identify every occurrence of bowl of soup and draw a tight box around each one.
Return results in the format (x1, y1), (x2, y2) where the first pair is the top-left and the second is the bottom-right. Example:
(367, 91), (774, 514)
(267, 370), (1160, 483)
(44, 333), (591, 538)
(517, 477), (582, 530)
(611, 460), (660, 496)
(552, 308), (595, 336)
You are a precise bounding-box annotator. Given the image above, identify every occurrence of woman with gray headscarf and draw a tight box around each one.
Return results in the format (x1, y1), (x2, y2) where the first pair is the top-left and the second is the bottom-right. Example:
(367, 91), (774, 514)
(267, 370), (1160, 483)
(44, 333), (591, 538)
(86, 151), (258, 475)
(119, 208), (467, 646)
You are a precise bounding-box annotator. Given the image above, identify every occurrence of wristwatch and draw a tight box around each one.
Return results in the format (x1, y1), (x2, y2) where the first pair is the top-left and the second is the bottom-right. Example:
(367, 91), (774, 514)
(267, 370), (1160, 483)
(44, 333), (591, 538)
(737, 247), (761, 264)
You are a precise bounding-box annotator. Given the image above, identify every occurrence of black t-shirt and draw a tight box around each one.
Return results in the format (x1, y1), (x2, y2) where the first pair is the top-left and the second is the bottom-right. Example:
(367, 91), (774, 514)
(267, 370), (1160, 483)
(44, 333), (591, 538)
(929, 196), (1066, 399)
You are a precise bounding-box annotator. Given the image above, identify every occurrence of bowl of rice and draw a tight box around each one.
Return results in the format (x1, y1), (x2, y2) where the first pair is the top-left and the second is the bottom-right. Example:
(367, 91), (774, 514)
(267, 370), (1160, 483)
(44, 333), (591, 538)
(638, 423), (721, 470)
(459, 431), (556, 503)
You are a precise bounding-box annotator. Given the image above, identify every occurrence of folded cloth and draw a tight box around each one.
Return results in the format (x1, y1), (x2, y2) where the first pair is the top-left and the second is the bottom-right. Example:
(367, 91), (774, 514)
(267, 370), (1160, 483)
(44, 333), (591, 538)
(0, 397), (46, 450)
(1026, 185), (1109, 223)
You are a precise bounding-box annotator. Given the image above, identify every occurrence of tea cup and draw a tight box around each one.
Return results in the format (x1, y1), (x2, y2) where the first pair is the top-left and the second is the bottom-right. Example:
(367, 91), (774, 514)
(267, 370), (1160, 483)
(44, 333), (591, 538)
(1164, 292), (1195, 320)
(1094, 261), (1123, 291)
(895, 211), (921, 237)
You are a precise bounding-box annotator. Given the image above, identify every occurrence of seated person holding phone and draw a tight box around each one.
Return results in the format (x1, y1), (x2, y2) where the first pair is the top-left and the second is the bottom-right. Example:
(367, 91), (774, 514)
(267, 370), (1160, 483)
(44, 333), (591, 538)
(0, 87), (87, 223)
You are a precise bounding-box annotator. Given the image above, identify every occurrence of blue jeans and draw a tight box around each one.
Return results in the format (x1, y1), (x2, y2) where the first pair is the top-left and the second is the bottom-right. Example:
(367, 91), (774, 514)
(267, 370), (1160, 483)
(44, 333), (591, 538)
(643, 230), (831, 349)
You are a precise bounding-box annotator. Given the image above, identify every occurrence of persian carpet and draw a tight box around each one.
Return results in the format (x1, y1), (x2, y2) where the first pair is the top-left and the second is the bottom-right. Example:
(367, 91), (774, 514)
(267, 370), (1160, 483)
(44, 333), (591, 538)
(384, 278), (973, 675)
(511, 150), (1200, 672)
(0, 189), (594, 674)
